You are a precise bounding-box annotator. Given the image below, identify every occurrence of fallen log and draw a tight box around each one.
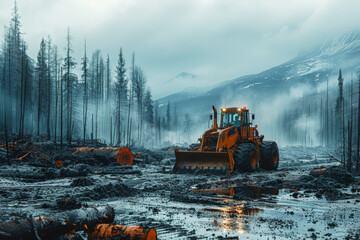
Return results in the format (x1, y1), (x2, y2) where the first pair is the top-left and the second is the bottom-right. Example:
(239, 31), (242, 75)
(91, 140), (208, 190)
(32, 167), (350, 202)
(73, 147), (134, 165)
(88, 224), (157, 240)
(0, 205), (114, 240)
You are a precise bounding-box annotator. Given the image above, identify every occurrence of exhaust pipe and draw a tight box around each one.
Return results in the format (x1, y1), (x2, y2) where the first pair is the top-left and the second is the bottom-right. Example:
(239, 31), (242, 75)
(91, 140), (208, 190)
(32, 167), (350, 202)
(212, 105), (218, 130)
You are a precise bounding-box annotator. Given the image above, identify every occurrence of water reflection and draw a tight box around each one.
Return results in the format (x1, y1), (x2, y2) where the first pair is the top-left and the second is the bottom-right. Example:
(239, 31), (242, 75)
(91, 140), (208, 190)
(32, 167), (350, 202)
(192, 185), (279, 199)
(193, 185), (279, 234)
(208, 203), (261, 234)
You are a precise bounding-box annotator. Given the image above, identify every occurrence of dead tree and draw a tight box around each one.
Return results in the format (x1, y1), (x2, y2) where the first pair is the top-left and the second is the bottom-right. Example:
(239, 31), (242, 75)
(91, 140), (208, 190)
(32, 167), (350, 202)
(36, 38), (47, 136)
(60, 67), (63, 147)
(82, 39), (89, 143)
(63, 27), (76, 145)
(357, 74), (360, 173)
(326, 77), (329, 147)
(46, 36), (52, 140)
(53, 46), (59, 144)
(347, 79), (354, 172)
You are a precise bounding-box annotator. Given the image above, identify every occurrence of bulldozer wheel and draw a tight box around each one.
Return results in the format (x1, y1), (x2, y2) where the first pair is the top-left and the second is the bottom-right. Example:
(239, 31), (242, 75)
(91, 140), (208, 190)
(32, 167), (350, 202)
(259, 141), (279, 170)
(234, 143), (258, 172)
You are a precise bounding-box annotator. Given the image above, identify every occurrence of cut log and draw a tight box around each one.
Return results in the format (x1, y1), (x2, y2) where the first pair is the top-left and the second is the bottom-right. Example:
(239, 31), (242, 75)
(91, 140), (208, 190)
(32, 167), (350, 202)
(73, 147), (134, 166)
(88, 224), (157, 240)
(0, 205), (114, 240)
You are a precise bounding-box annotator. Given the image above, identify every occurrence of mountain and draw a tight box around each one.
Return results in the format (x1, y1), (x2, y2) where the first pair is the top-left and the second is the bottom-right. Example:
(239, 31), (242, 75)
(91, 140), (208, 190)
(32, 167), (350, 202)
(167, 72), (197, 83)
(157, 72), (206, 99)
(157, 31), (360, 114)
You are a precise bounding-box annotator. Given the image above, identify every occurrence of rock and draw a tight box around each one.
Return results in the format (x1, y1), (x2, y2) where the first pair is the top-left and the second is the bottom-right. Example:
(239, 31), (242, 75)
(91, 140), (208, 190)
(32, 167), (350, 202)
(56, 196), (81, 210)
(70, 177), (95, 187)
(310, 166), (354, 186)
(77, 183), (136, 200)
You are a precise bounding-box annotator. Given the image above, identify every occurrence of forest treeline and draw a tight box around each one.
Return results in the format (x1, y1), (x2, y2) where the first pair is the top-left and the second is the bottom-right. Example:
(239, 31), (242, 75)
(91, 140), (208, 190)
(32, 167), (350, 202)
(0, 2), (188, 148)
(271, 69), (360, 173)
(0, 2), (359, 173)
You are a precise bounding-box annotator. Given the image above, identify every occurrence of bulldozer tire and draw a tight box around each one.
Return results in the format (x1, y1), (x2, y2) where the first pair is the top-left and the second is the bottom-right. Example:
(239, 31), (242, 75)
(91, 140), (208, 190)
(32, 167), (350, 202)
(259, 141), (279, 170)
(234, 143), (258, 172)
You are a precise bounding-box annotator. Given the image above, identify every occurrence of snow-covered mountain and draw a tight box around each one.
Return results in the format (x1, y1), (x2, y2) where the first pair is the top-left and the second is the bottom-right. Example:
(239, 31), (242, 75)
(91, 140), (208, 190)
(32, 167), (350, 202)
(157, 31), (360, 113)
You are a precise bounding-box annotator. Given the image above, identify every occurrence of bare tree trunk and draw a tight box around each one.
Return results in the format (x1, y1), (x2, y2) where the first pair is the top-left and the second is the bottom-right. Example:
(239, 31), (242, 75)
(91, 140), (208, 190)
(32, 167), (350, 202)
(7, 29), (12, 133)
(47, 38), (52, 140)
(326, 78), (329, 147)
(60, 67), (63, 148)
(4, 115), (9, 161)
(357, 76), (360, 173)
(159, 117), (161, 146)
(118, 92), (121, 145)
(54, 52), (58, 144)
(37, 64), (41, 136)
(129, 117), (132, 146)
(18, 44), (24, 138)
(348, 119), (352, 172)
(342, 99), (346, 167)
(127, 89), (132, 146)
(320, 98), (323, 146)
(21, 48), (28, 137)
(110, 116), (112, 146)
(91, 113), (94, 144)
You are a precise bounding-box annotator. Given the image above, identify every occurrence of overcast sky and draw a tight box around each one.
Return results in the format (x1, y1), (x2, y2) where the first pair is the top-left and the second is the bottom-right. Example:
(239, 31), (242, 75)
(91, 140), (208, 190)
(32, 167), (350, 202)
(1, 0), (360, 98)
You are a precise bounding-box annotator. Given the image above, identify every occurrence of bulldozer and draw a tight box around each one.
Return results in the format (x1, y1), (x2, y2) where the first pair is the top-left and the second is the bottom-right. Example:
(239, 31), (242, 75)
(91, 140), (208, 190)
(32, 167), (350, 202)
(173, 106), (279, 174)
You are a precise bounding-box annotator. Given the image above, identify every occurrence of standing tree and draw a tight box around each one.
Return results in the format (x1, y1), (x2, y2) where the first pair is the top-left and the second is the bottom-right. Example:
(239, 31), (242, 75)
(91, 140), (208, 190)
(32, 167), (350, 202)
(357, 74), (360, 173)
(184, 113), (192, 143)
(46, 36), (52, 139)
(36, 38), (47, 136)
(144, 88), (154, 127)
(53, 45), (59, 143)
(166, 101), (171, 131)
(63, 27), (77, 144)
(81, 39), (89, 143)
(114, 48), (127, 145)
(132, 66), (146, 144)
(335, 69), (345, 163)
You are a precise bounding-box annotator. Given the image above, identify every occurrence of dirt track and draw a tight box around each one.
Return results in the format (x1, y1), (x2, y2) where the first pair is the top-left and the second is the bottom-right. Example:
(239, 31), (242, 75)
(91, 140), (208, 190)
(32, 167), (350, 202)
(0, 145), (360, 239)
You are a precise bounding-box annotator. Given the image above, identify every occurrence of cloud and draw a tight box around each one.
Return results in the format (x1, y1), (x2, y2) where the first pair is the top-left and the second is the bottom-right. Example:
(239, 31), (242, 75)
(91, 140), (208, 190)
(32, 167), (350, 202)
(1, 0), (360, 98)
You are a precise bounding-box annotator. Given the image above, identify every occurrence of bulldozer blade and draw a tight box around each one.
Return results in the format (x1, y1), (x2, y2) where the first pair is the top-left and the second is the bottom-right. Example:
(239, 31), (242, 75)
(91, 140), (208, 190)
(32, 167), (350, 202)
(173, 150), (233, 174)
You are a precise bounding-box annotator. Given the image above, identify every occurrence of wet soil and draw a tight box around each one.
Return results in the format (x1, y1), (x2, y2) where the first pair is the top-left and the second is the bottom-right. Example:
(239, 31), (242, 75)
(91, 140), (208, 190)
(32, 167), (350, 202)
(0, 144), (359, 239)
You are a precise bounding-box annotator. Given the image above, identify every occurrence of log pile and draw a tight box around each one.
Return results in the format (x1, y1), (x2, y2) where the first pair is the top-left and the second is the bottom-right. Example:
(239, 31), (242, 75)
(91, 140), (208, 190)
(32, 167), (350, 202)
(0, 205), (157, 240)
(0, 205), (114, 240)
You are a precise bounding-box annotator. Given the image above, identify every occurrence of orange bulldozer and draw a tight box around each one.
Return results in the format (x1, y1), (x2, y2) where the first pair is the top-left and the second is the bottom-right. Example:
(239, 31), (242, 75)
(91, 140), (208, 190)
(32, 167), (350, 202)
(173, 106), (279, 174)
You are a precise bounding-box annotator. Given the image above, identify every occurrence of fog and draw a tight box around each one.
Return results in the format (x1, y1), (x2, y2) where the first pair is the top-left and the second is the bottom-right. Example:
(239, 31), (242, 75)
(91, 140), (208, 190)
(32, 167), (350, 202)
(1, 0), (360, 98)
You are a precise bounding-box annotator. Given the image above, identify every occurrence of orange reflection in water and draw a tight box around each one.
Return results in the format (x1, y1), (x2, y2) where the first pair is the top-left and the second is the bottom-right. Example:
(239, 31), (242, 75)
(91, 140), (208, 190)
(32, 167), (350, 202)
(205, 203), (262, 234)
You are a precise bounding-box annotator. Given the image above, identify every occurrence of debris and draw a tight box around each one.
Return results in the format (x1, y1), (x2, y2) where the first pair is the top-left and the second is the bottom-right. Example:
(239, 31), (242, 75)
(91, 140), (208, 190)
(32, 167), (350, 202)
(88, 224), (157, 240)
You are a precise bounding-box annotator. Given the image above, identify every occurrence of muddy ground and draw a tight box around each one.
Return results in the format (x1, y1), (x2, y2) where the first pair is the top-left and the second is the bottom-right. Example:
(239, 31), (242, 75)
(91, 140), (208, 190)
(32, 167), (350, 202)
(0, 142), (360, 239)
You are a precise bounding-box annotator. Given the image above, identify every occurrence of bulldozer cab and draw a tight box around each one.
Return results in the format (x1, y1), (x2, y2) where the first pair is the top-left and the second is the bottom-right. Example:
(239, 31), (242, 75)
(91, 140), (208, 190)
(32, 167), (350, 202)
(220, 107), (252, 129)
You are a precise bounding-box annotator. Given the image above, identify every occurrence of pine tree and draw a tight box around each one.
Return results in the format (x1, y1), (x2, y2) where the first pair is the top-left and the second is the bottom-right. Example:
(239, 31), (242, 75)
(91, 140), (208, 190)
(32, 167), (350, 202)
(335, 69), (345, 163)
(63, 27), (77, 144)
(133, 66), (146, 144)
(36, 38), (47, 136)
(46, 36), (52, 139)
(114, 48), (127, 145)
(53, 45), (59, 143)
(357, 74), (360, 173)
(81, 39), (89, 143)
(166, 101), (171, 130)
(144, 89), (154, 127)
